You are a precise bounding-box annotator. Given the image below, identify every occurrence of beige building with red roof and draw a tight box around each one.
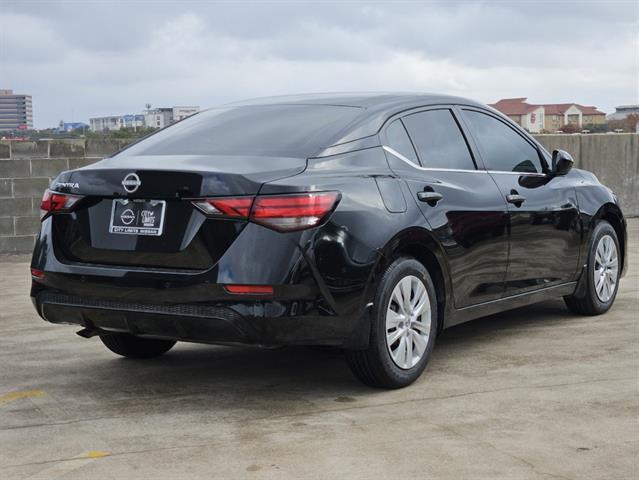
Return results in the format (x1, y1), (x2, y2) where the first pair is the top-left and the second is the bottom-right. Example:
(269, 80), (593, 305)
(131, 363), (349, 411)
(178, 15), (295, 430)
(489, 98), (606, 133)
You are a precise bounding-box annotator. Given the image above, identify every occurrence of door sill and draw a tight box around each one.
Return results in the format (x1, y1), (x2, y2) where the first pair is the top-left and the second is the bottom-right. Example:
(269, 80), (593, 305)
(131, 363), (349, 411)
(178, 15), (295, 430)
(446, 282), (577, 328)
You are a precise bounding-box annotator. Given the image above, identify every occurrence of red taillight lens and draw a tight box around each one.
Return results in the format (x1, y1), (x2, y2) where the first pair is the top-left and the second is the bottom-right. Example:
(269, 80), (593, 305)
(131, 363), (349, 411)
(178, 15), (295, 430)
(40, 189), (83, 220)
(192, 192), (340, 232)
(251, 192), (341, 231)
(192, 196), (253, 218)
(30, 268), (45, 280)
(224, 284), (274, 295)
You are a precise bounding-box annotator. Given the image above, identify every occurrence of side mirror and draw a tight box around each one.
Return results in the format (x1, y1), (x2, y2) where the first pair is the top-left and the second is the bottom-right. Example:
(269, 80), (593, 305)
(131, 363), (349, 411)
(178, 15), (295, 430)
(551, 149), (574, 176)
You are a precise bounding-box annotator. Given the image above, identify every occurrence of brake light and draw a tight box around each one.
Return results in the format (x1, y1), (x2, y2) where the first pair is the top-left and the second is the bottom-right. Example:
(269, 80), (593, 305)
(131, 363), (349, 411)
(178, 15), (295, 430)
(192, 192), (340, 232)
(251, 192), (341, 231)
(192, 197), (253, 218)
(31, 268), (45, 280)
(40, 189), (83, 220)
(224, 284), (274, 295)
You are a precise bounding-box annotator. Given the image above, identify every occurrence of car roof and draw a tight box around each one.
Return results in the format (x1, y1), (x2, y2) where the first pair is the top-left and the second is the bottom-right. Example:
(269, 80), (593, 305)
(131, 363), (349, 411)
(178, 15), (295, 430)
(224, 92), (489, 146)
(226, 92), (484, 110)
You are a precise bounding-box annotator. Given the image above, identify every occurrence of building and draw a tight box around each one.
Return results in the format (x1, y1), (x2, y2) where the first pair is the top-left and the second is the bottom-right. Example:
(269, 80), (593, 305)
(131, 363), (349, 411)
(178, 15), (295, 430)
(143, 108), (173, 129)
(543, 104), (606, 131)
(90, 116), (120, 132)
(57, 121), (89, 133)
(90, 106), (199, 132)
(89, 114), (145, 132)
(490, 98), (606, 133)
(0, 89), (33, 131)
(172, 106), (200, 122)
(144, 106), (200, 128)
(607, 105), (639, 121)
(489, 98), (545, 133)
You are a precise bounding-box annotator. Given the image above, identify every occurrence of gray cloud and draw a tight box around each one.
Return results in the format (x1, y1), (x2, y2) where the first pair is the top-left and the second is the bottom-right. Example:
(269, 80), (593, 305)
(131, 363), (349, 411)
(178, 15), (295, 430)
(1, 0), (637, 128)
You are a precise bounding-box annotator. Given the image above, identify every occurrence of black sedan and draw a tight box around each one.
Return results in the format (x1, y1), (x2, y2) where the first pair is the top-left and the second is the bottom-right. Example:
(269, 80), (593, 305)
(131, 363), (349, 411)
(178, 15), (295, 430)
(31, 93), (627, 388)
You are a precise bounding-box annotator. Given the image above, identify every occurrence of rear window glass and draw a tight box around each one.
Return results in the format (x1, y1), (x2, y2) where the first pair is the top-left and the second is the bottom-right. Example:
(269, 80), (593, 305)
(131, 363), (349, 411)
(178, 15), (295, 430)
(122, 105), (363, 158)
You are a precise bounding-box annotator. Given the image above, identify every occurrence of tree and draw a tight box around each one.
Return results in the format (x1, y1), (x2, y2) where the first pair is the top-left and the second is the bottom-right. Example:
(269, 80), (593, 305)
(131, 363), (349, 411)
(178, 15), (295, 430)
(607, 114), (638, 133)
(624, 114), (638, 133)
(85, 126), (157, 139)
(559, 123), (581, 134)
(582, 123), (609, 133)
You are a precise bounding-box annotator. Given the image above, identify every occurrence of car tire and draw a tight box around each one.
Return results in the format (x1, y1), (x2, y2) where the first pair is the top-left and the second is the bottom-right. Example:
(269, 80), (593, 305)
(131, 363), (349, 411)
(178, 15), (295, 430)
(346, 257), (437, 389)
(564, 220), (620, 316)
(100, 333), (176, 359)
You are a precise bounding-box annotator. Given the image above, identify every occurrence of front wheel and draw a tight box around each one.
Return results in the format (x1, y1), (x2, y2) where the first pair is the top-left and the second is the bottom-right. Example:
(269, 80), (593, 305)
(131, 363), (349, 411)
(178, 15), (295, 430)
(100, 333), (176, 359)
(346, 257), (437, 389)
(564, 220), (620, 315)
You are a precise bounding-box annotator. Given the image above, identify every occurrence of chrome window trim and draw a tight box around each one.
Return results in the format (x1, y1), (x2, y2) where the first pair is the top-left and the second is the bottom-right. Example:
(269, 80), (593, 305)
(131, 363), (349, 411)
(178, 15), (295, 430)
(382, 145), (487, 174)
(487, 170), (547, 177)
(383, 145), (547, 176)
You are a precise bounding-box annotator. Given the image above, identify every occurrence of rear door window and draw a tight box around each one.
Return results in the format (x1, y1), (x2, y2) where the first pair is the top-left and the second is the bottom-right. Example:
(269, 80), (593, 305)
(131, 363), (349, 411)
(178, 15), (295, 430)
(463, 110), (543, 173)
(402, 109), (476, 170)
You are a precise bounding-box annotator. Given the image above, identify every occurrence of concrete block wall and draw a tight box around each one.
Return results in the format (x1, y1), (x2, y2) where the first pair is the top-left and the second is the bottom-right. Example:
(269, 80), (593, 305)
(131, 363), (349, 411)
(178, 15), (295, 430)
(0, 139), (134, 254)
(535, 134), (638, 217)
(0, 135), (637, 254)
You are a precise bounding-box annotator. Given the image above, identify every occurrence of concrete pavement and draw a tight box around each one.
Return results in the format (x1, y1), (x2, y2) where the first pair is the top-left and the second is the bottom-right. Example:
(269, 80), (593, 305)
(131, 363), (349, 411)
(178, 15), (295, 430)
(1, 220), (637, 479)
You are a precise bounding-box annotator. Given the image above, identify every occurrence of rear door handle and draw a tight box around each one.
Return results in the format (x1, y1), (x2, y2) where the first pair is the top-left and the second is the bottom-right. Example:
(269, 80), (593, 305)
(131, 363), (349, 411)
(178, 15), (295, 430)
(506, 193), (526, 206)
(417, 191), (443, 205)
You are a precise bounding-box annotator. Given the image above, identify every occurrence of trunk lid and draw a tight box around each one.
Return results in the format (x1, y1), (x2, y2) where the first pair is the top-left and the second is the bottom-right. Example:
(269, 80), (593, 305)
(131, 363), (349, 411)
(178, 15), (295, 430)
(53, 154), (307, 198)
(50, 154), (306, 271)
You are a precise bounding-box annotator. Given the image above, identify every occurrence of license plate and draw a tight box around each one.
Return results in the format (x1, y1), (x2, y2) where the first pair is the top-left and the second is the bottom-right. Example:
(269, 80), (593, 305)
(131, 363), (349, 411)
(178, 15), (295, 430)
(109, 199), (166, 236)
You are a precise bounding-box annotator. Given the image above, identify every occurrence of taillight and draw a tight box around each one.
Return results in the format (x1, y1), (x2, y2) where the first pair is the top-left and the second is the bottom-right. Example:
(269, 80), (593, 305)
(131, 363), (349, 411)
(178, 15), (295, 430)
(251, 192), (340, 231)
(192, 197), (253, 218)
(224, 284), (274, 295)
(31, 268), (45, 281)
(192, 192), (340, 232)
(40, 189), (83, 220)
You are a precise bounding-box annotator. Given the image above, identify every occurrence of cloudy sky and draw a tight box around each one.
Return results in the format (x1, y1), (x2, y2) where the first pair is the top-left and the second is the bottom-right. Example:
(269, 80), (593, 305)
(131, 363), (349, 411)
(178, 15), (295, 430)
(1, 0), (637, 128)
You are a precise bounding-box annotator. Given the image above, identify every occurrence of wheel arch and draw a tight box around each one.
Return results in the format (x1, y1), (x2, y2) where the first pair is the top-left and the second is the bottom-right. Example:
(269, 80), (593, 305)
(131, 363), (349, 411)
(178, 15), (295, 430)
(373, 227), (452, 334)
(591, 203), (626, 277)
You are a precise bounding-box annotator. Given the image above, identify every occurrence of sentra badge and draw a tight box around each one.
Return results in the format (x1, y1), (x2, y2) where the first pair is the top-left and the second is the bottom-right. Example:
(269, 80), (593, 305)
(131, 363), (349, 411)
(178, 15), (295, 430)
(55, 182), (79, 190)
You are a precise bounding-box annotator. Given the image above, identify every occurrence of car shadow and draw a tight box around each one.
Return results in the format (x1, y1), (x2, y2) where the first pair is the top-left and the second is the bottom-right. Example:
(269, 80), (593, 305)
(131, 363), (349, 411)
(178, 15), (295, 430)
(51, 298), (580, 414)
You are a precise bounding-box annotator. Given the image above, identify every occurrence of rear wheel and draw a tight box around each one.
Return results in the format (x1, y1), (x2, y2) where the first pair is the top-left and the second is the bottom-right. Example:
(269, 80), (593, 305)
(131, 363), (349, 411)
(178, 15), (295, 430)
(100, 333), (176, 359)
(564, 220), (620, 315)
(346, 257), (437, 389)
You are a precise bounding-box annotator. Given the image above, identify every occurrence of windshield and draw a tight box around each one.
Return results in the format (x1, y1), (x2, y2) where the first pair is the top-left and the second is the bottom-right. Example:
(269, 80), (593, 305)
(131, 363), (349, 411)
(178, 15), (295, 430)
(121, 104), (364, 158)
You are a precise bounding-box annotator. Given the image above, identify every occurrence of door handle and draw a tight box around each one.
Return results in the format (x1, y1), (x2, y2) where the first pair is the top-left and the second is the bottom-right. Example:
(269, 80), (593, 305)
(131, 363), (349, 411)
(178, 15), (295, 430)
(506, 191), (526, 207)
(417, 190), (443, 206)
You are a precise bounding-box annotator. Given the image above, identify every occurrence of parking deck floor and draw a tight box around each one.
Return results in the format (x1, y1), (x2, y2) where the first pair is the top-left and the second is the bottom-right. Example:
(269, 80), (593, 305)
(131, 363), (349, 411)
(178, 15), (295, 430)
(1, 220), (637, 479)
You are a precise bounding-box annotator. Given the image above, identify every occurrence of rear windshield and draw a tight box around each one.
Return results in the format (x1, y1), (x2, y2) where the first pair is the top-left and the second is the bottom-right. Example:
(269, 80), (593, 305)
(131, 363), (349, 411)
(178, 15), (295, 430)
(121, 104), (364, 158)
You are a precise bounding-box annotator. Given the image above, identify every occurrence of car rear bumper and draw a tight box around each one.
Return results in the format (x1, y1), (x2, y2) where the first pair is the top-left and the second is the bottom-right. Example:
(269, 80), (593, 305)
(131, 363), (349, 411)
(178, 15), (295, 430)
(30, 207), (381, 349)
(32, 289), (371, 349)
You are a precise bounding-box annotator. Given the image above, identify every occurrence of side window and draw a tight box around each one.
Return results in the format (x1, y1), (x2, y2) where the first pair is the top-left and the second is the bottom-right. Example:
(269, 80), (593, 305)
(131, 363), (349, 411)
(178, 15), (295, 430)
(385, 119), (419, 164)
(464, 110), (542, 173)
(401, 109), (476, 170)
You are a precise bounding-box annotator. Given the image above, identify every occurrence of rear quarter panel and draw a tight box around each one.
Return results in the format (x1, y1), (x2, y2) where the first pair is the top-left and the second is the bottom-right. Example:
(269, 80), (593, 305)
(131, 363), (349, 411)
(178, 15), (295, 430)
(261, 146), (429, 318)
